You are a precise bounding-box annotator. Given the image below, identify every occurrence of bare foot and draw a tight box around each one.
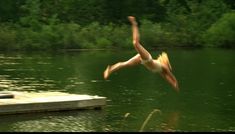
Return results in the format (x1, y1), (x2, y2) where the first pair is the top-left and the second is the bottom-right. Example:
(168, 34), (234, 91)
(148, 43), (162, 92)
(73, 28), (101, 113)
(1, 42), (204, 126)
(103, 65), (110, 80)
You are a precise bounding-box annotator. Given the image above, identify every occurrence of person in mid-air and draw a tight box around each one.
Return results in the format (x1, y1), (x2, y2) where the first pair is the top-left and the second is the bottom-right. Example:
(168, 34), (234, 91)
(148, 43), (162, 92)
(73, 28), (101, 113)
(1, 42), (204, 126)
(104, 16), (179, 91)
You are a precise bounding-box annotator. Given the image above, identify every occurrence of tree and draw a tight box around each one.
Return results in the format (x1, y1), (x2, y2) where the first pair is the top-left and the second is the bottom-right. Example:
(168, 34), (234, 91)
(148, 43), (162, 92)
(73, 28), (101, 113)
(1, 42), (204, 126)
(203, 12), (235, 47)
(0, 0), (25, 23)
(19, 0), (42, 30)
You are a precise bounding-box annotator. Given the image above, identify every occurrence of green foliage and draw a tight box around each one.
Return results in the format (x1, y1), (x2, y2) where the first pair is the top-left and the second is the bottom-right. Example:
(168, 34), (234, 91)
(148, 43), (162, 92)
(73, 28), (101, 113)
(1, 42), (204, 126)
(0, 0), (24, 22)
(140, 20), (165, 47)
(19, 0), (42, 31)
(203, 12), (235, 47)
(106, 24), (130, 49)
(0, 0), (234, 51)
(55, 23), (81, 49)
(0, 24), (17, 50)
(17, 23), (80, 50)
(3, 22), (131, 51)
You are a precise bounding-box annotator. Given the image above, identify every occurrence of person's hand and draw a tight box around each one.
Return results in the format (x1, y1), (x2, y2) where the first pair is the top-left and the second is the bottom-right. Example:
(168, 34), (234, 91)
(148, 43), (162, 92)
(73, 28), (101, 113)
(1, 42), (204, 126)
(128, 16), (137, 25)
(128, 16), (135, 22)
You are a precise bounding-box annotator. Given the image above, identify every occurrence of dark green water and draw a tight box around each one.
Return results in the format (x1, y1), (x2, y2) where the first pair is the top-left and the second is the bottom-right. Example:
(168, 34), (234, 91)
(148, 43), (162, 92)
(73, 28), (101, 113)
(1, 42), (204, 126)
(0, 48), (234, 132)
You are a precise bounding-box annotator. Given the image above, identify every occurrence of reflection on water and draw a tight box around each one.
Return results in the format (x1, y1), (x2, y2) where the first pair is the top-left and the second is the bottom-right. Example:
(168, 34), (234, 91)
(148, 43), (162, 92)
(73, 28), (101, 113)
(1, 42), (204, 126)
(0, 75), (56, 92)
(160, 111), (180, 132)
(0, 49), (234, 132)
(0, 110), (108, 132)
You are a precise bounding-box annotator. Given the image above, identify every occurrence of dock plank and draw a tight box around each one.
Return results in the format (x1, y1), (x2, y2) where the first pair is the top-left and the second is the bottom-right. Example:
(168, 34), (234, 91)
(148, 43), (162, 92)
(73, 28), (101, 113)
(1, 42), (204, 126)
(0, 91), (106, 115)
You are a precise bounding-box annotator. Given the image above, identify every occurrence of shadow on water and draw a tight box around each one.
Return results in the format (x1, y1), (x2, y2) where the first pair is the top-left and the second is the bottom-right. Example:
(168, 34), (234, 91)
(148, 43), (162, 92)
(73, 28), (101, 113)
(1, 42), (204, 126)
(0, 48), (234, 132)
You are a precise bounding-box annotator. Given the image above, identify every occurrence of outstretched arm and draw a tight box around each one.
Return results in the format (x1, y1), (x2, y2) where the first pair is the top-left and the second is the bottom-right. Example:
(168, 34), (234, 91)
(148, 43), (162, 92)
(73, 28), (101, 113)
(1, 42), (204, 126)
(160, 68), (179, 92)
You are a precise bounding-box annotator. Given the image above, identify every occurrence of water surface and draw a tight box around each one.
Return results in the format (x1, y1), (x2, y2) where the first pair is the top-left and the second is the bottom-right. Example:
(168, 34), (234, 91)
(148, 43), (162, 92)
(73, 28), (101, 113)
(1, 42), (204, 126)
(0, 48), (234, 132)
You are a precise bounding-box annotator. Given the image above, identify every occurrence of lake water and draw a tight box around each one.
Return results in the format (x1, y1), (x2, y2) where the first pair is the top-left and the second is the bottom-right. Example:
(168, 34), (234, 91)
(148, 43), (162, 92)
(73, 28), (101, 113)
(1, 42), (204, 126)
(0, 48), (234, 132)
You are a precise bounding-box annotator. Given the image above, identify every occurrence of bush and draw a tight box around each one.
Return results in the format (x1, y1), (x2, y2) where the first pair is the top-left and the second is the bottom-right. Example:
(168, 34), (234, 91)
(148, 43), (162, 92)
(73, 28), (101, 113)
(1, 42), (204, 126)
(107, 24), (130, 49)
(140, 19), (163, 48)
(203, 12), (235, 47)
(0, 24), (17, 50)
(56, 23), (81, 49)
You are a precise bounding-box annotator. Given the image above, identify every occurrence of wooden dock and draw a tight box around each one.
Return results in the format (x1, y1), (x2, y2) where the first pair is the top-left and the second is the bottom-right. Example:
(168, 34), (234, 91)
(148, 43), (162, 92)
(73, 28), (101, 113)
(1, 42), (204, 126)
(0, 91), (106, 115)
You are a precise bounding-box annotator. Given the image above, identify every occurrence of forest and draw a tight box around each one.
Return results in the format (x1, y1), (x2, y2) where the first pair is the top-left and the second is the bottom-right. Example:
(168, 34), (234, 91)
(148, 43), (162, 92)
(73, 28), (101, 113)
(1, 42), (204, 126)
(0, 0), (234, 51)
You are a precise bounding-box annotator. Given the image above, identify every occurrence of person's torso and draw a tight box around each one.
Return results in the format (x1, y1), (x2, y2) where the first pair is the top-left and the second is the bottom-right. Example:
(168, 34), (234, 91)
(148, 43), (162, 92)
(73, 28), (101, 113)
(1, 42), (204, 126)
(142, 59), (162, 73)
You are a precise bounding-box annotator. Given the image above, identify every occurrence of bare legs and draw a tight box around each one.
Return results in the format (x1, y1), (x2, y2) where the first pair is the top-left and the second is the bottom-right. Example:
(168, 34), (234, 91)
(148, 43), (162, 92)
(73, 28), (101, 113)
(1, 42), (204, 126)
(128, 16), (152, 61)
(104, 54), (141, 79)
(104, 16), (148, 79)
(103, 16), (179, 91)
(104, 16), (153, 79)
